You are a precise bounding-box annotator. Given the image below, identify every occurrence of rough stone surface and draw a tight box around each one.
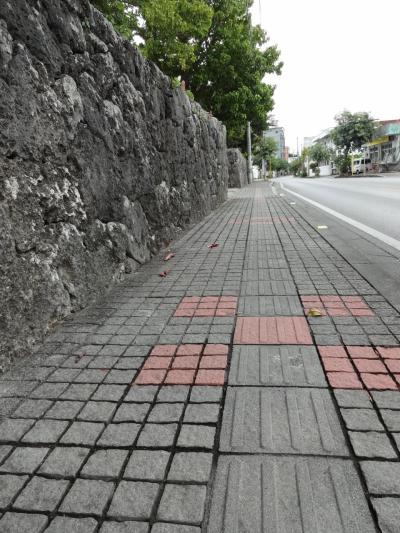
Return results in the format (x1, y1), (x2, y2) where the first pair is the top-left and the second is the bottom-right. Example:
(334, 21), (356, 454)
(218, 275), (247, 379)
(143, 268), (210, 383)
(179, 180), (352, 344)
(227, 148), (248, 188)
(0, 0), (228, 370)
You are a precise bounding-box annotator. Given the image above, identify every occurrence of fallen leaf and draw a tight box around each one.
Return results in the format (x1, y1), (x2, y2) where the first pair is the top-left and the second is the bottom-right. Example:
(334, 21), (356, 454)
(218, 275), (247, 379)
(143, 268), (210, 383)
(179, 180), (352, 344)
(208, 242), (219, 249)
(164, 252), (175, 261)
(307, 308), (324, 317)
(159, 270), (170, 277)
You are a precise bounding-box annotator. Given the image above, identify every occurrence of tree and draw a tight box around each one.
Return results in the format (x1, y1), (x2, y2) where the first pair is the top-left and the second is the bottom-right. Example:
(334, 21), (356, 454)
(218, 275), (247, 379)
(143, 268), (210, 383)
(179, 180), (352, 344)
(331, 111), (375, 156)
(91, 0), (282, 148)
(253, 136), (278, 176)
(308, 143), (332, 165)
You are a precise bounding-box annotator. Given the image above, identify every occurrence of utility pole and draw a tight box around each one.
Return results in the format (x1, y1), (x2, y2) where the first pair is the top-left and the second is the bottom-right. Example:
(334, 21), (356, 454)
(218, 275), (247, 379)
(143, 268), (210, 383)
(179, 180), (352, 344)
(247, 121), (253, 183)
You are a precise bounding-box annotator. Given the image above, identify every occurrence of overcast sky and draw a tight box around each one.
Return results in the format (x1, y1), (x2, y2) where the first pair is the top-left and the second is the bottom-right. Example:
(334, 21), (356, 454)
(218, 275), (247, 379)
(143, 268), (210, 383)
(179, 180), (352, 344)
(251, 0), (400, 153)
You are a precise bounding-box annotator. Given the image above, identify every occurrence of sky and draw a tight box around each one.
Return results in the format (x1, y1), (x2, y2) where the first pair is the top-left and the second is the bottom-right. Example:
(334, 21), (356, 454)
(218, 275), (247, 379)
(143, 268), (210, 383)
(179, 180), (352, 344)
(251, 0), (400, 153)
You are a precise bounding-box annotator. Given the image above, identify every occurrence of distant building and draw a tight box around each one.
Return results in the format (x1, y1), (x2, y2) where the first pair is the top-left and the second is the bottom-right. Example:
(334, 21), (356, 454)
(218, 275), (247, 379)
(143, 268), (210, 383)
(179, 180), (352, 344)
(263, 126), (286, 160)
(364, 119), (400, 171)
(283, 146), (289, 161)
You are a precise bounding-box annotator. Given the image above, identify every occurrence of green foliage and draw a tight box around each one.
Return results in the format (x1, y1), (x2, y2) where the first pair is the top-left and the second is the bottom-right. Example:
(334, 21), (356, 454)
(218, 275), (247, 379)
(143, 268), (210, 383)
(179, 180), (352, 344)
(331, 111), (375, 156)
(308, 143), (332, 165)
(91, 0), (136, 39)
(90, 0), (282, 149)
(289, 158), (301, 176)
(309, 161), (320, 177)
(253, 136), (278, 168)
(334, 154), (352, 175)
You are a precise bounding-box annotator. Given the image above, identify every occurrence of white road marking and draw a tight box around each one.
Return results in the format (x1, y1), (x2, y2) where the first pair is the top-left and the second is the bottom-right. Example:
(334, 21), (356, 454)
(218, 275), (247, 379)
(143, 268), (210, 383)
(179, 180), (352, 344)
(280, 183), (400, 253)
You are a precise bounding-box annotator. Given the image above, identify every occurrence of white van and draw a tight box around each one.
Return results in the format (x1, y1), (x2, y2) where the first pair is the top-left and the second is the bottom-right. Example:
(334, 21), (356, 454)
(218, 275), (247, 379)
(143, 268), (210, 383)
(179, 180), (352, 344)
(352, 158), (373, 174)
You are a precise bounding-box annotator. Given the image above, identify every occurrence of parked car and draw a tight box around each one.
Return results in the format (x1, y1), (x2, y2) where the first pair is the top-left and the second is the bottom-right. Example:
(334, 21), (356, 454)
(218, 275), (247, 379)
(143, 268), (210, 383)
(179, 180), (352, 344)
(352, 158), (373, 174)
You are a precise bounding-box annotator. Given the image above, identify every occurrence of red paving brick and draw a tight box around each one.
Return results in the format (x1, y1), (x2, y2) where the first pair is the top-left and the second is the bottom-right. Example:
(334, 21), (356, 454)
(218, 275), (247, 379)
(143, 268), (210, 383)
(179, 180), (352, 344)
(300, 295), (374, 317)
(142, 357), (172, 370)
(174, 296), (238, 318)
(200, 356), (227, 369)
(322, 357), (354, 372)
(195, 369), (225, 385)
(395, 374), (400, 385)
(377, 347), (400, 359)
(347, 346), (377, 359)
(360, 373), (398, 390)
(234, 317), (312, 345)
(135, 369), (167, 385)
(327, 372), (363, 389)
(353, 359), (387, 373)
(203, 344), (229, 355)
(164, 369), (196, 385)
(134, 344), (229, 385)
(151, 345), (177, 356)
(177, 344), (203, 356)
(172, 356), (199, 369)
(385, 360), (400, 373)
(318, 346), (348, 358)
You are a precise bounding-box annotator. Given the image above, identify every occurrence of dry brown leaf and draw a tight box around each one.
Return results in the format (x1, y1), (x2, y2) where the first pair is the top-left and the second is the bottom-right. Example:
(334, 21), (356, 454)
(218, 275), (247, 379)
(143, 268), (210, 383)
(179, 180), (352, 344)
(159, 270), (170, 278)
(164, 252), (176, 261)
(307, 308), (323, 317)
(208, 242), (219, 249)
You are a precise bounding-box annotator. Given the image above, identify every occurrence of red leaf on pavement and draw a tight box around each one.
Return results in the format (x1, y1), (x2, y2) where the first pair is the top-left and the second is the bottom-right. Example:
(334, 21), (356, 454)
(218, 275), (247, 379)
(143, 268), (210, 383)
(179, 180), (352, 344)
(159, 270), (170, 277)
(164, 252), (176, 261)
(208, 242), (219, 249)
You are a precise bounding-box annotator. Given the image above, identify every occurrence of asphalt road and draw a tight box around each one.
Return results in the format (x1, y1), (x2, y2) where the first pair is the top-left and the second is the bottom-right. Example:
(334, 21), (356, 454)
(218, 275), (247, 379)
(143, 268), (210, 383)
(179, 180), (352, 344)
(277, 175), (400, 242)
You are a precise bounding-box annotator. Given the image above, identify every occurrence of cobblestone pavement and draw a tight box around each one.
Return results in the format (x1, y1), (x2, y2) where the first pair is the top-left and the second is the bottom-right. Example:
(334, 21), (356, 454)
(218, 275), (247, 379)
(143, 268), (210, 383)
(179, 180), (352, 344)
(1, 182), (400, 532)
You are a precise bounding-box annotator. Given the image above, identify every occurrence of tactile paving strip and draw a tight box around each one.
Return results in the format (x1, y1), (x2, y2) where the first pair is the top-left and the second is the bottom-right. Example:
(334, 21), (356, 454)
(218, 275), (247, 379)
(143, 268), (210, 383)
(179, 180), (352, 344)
(206, 455), (376, 533)
(228, 345), (327, 387)
(234, 317), (313, 345)
(220, 387), (349, 455)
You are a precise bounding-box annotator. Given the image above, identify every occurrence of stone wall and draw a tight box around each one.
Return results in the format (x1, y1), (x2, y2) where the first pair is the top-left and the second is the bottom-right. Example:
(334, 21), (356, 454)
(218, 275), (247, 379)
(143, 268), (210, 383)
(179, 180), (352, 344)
(227, 148), (248, 188)
(0, 0), (228, 370)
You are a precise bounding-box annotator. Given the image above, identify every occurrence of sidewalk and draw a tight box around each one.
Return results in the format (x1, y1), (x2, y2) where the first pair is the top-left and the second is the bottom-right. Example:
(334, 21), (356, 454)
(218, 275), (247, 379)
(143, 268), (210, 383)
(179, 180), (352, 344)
(0, 181), (399, 532)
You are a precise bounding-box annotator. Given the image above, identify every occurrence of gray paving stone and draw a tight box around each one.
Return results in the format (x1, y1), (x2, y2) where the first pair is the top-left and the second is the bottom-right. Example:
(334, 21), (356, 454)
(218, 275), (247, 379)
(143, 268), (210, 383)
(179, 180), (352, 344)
(92, 385), (127, 401)
(115, 358), (144, 370)
(380, 410), (400, 431)
(0, 512), (48, 533)
(0, 445), (12, 464)
(12, 399), (53, 419)
(0, 418), (34, 442)
(0, 474), (28, 507)
(334, 390), (372, 409)
(61, 384), (97, 401)
(39, 447), (89, 477)
(137, 424), (177, 448)
(168, 452), (212, 483)
(44, 400), (84, 419)
(60, 479), (115, 516)
(341, 408), (385, 431)
(45, 517), (98, 533)
(125, 386), (158, 403)
(372, 497), (400, 533)
(82, 449), (128, 479)
(372, 391), (400, 409)
(108, 481), (159, 520)
(113, 403), (150, 422)
(220, 387), (348, 455)
(148, 403), (185, 423)
(178, 425), (215, 449)
(0, 447), (49, 473)
(349, 431), (397, 459)
(22, 419), (68, 443)
(190, 387), (222, 403)
(30, 382), (68, 399)
(99, 522), (148, 533)
(14, 476), (69, 511)
(152, 525), (200, 533)
(48, 368), (81, 382)
(124, 450), (170, 481)
(61, 422), (104, 445)
(238, 295), (302, 316)
(228, 345), (326, 387)
(158, 484), (206, 524)
(361, 461), (400, 495)
(97, 423), (141, 447)
(88, 356), (118, 369)
(184, 404), (220, 424)
(157, 386), (190, 402)
(77, 401), (117, 422)
(206, 455), (376, 533)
